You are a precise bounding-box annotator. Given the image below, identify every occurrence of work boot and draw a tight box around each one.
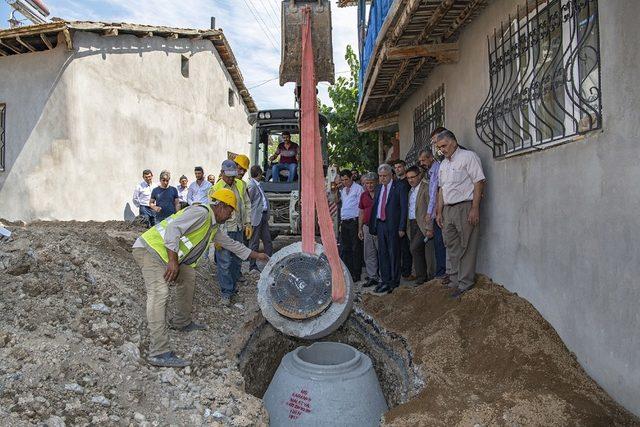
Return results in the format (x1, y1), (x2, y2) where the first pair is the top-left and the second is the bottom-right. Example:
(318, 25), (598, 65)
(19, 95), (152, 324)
(220, 295), (232, 307)
(147, 351), (190, 368)
(363, 279), (378, 288)
(176, 322), (208, 332)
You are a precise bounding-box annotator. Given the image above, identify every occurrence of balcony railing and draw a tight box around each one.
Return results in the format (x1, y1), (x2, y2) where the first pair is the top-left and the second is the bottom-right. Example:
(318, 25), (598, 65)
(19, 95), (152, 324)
(358, 0), (394, 101)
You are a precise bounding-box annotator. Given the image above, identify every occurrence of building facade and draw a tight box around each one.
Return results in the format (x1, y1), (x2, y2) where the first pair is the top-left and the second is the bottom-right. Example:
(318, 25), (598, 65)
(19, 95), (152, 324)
(349, 0), (640, 416)
(0, 21), (256, 221)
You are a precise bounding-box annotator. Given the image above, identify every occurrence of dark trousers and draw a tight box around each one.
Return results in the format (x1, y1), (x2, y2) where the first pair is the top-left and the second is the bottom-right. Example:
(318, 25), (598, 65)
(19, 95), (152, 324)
(433, 219), (447, 277)
(376, 220), (401, 288)
(139, 205), (156, 228)
(400, 233), (412, 277)
(339, 218), (362, 282)
(249, 211), (273, 269)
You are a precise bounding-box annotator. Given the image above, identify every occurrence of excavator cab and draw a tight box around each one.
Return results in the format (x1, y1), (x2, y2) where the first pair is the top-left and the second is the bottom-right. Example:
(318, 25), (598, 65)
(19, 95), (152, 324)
(279, 0), (335, 86)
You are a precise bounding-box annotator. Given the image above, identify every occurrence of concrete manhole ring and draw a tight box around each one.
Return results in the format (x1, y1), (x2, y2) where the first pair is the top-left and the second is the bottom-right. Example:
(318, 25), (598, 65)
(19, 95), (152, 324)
(258, 242), (354, 340)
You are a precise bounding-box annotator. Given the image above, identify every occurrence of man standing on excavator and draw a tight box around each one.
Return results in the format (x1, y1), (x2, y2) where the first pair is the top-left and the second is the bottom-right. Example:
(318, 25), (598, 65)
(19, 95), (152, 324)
(132, 188), (269, 367)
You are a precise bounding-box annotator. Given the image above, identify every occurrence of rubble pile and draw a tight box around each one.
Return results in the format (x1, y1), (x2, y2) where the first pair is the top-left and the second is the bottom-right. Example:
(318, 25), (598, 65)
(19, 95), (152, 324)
(0, 221), (267, 426)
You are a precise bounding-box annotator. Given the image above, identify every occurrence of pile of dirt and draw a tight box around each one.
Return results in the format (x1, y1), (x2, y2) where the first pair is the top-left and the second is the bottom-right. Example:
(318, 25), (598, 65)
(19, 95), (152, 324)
(1, 220), (637, 426)
(361, 277), (639, 426)
(0, 221), (268, 426)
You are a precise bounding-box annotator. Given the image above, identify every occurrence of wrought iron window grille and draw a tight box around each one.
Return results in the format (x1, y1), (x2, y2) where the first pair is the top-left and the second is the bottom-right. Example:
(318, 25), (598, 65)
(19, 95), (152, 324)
(475, 0), (602, 158)
(406, 85), (445, 166)
(0, 104), (5, 171)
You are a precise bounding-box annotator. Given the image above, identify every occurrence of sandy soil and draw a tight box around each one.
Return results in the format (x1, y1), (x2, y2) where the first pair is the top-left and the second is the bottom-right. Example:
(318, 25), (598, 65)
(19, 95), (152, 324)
(361, 277), (639, 426)
(0, 220), (637, 426)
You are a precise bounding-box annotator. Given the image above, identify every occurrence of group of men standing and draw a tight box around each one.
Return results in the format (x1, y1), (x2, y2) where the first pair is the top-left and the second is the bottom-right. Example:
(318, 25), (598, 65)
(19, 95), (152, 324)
(338, 128), (486, 298)
(130, 156), (274, 367)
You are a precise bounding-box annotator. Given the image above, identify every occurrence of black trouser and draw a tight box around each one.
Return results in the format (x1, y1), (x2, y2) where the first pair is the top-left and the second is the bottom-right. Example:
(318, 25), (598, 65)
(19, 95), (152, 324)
(339, 218), (362, 282)
(400, 233), (412, 277)
(249, 211), (273, 269)
(376, 220), (401, 288)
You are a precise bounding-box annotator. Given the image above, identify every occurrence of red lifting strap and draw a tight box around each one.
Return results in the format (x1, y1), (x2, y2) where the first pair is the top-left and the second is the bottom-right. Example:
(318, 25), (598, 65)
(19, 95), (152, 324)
(300, 7), (345, 303)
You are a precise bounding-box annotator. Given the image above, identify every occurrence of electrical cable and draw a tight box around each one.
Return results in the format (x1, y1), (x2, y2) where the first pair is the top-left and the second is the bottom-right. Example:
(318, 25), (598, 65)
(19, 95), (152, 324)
(241, 0), (278, 50)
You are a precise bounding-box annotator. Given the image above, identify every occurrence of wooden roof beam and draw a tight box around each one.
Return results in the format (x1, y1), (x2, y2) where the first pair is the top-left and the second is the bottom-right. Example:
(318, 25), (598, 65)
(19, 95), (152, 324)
(103, 28), (118, 37)
(389, 58), (427, 109)
(389, 0), (423, 46)
(40, 33), (53, 49)
(386, 42), (459, 61)
(444, 0), (484, 39)
(357, 111), (399, 133)
(416, 0), (456, 43)
(15, 36), (36, 52)
(0, 39), (22, 54)
(61, 29), (73, 50)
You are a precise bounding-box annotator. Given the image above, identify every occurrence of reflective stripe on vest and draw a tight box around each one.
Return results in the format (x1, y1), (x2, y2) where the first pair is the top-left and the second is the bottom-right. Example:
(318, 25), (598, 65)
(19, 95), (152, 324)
(140, 205), (218, 267)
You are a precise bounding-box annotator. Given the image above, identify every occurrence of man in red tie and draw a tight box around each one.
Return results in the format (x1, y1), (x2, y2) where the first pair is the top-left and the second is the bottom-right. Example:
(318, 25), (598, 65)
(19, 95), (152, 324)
(368, 164), (408, 294)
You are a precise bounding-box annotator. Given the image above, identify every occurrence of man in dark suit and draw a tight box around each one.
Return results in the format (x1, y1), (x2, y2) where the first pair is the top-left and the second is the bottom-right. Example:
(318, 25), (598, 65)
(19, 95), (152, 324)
(368, 163), (408, 294)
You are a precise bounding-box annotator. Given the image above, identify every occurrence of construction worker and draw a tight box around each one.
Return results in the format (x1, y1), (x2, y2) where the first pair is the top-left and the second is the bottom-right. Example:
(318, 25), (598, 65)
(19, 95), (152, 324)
(234, 154), (250, 180)
(212, 160), (253, 305)
(132, 188), (269, 368)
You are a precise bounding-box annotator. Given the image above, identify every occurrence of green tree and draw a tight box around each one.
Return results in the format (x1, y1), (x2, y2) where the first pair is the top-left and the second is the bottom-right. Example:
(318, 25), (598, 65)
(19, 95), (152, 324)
(320, 45), (379, 172)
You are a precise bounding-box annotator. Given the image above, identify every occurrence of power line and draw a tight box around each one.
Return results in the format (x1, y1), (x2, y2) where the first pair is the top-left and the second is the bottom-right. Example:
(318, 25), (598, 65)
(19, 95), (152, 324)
(264, 0), (283, 37)
(241, 0), (278, 50)
(244, 0), (280, 49)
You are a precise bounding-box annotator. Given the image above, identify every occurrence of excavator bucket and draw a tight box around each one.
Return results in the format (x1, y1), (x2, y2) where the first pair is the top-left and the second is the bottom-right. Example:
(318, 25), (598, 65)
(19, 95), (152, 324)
(280, 0), (335, 86)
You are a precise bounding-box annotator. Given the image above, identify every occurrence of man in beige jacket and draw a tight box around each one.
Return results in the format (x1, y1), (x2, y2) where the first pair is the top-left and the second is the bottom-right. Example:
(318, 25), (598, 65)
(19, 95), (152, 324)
(406, 166), (435, 285)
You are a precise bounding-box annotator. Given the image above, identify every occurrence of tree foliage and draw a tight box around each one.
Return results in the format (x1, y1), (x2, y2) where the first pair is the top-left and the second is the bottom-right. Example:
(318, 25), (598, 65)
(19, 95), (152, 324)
(320, 45), (378, 172)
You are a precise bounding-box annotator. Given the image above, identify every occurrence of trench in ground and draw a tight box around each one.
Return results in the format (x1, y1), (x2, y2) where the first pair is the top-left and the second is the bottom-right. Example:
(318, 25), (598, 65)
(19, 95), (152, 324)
(237, 308), (425, 409)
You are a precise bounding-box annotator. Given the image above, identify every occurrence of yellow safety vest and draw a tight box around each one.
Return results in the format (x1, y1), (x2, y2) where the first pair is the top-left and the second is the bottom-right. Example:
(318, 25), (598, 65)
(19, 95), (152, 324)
(140, 205), (218, 267)
(213, 178), (247, 220)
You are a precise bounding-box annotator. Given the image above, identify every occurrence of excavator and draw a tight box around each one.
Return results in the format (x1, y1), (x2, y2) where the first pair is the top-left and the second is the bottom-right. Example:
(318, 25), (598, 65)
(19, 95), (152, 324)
(256, 0), (348, 336)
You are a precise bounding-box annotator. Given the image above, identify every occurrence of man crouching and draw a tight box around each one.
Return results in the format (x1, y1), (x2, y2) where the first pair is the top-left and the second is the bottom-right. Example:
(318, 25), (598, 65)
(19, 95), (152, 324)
(132, 188), (269, 367)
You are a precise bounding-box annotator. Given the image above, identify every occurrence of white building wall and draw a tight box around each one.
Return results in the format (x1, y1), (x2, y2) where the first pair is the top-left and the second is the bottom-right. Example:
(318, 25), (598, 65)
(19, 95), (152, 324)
(0, 31), (251, 221)
(397, 0), (640, 416)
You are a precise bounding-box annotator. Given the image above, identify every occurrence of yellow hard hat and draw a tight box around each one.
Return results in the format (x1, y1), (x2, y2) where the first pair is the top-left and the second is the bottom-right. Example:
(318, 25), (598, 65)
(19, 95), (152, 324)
(234, 154), (250, 171)
(209, 188), (237, 210)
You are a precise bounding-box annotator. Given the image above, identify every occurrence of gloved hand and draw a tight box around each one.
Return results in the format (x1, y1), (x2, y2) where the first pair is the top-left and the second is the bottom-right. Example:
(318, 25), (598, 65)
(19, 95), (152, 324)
(244, 225), (253, 240)
(214, 243), (222, 250)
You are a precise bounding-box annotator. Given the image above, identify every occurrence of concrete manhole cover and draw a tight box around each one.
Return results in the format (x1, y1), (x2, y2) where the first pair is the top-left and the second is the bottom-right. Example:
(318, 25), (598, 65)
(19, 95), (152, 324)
(270, 253), (333, 319)
(258, 242), (354, 339)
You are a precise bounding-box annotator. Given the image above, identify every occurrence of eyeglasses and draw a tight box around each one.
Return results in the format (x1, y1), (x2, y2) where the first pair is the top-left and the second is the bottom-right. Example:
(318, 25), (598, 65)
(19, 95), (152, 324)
(406, 174), (418, 179)
(160, 179), (169, 182)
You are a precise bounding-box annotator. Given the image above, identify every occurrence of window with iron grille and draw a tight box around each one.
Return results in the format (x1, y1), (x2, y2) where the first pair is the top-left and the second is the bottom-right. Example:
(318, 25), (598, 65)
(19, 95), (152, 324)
(406, 85), (444, 166)
(0, 104), (5, 171)
(475, 0), (601, 158)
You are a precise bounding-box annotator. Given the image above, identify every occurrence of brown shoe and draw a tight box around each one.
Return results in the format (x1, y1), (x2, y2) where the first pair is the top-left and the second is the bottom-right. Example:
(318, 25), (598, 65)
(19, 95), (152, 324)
(440, 275), (451, 285)
(402, 274), (416, 281)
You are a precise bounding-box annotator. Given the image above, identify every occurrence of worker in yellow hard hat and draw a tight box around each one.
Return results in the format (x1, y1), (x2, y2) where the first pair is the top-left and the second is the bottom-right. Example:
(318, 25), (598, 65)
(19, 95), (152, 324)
(234, 154), (250, 180)
(131, 187), (269, 368)
(212, 159), (254, 304)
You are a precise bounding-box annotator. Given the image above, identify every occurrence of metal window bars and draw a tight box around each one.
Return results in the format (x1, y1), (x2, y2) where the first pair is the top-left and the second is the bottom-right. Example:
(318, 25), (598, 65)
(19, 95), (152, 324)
(475, 0), (602, 158)
(406, 85), (445, 166)
(0, 104), (5, 170)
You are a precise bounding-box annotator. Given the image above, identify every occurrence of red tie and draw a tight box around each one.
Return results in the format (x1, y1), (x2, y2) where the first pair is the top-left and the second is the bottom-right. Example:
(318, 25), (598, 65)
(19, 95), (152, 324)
(380, 184), (388, 221)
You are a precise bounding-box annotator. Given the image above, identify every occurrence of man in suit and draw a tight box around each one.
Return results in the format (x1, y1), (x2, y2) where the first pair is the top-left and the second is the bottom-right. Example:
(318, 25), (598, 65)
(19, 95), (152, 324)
(247, 165), (273, 271)
(369, 163), (408, 294)
(406, 166), (435, 285)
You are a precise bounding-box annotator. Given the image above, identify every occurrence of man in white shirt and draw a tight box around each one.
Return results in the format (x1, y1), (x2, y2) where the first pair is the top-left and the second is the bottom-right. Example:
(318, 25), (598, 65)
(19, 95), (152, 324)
(339, 169), (364, 282)
(187, 166), (213, 205)
(132, 169), (156, 227)
(176, 175), (189, 210)
(247, 165), (273, 272)
(435, 130), (486, 298)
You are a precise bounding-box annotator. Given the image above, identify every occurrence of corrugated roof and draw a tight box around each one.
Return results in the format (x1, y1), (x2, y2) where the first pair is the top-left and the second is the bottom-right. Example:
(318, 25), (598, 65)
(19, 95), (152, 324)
(0, 20), (257, 112)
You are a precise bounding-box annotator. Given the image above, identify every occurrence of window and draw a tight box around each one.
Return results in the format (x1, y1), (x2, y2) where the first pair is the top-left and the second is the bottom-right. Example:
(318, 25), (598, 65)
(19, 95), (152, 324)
(0, 104), (5, 171)
(228, 88), (235, 107)
(181, 54), (189, 78)
(406, 85), (444, 166)
(475, 0), (601, 158)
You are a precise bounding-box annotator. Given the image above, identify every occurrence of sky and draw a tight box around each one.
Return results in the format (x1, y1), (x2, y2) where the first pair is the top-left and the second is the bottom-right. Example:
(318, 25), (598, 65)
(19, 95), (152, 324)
(0, 0), (359, 109)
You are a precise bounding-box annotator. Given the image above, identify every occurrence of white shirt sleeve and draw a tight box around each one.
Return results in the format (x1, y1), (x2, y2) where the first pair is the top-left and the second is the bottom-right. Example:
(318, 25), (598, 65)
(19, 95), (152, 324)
(213, 230), (252, 260)
(467, 152), (486, 183)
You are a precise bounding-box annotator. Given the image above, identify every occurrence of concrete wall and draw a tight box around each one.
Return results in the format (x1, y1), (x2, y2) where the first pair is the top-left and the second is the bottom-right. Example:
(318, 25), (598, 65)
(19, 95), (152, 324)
(0, 31), (252, 221)
(397, 0), (640, 416)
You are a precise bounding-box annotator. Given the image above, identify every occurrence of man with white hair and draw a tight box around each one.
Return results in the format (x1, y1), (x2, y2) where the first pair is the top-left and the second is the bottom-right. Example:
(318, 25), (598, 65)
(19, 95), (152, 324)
(435, 130), (486, 298)
(368, 164), (408, 294)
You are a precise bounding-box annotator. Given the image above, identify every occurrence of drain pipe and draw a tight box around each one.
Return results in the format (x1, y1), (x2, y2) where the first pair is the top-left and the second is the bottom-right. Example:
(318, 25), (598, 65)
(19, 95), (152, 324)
(264, 342), (388, 426)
